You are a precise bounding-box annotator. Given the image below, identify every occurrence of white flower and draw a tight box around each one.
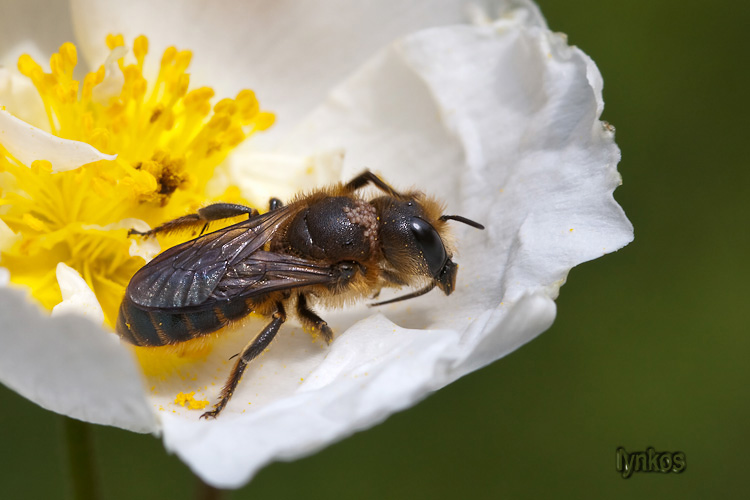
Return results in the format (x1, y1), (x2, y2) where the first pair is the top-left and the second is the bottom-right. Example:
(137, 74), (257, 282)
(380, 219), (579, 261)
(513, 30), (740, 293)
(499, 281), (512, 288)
(0, 0), (632, 488)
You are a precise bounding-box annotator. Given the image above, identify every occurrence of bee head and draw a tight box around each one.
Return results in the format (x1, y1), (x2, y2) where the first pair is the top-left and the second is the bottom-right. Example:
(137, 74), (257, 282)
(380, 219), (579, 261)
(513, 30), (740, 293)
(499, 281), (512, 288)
(370, 195), (483, 305)
(407, 215), (455, 295)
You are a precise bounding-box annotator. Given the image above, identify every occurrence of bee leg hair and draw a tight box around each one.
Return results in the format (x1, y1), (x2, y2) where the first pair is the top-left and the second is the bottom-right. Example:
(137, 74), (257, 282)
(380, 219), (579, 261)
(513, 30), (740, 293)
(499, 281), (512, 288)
(200, 303), (286, 419)
(296, 293), (333, 344)
(129, 203), (259, 238)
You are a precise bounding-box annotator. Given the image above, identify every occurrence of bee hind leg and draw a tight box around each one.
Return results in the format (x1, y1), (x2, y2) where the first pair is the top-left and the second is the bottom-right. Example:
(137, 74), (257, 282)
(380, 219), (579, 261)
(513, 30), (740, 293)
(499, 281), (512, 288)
(296, 294), (333, 344)
(343, 170), (406, 199)
(129, 203), (259, 238)
(200, 303), (286, 419)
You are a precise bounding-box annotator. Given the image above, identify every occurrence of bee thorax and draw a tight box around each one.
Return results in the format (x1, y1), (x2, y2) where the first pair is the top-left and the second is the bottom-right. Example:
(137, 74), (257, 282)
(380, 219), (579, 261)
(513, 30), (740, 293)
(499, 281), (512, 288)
(284, 196), (376, 262)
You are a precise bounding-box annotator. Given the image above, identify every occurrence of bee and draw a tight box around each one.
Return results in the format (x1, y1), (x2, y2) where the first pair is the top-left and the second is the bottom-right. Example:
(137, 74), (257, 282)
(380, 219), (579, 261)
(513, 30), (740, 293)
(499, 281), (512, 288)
(116, 170), (484, 418)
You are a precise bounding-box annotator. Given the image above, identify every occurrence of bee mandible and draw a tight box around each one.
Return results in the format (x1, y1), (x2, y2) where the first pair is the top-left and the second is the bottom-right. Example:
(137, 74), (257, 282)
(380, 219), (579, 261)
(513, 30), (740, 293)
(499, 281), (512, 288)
(116, 170), (484, 418)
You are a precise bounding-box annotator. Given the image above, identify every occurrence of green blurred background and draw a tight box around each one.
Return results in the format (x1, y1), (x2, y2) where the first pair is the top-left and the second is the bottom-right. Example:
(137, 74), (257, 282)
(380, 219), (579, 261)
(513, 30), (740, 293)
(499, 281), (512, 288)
(2, 1), (748, 498)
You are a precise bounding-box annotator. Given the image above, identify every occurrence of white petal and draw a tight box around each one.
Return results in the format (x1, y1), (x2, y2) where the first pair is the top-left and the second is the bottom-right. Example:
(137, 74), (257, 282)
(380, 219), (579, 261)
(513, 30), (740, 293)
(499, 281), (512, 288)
(277, 40), (467, 207)
(70, 0), (481, 139)
(452, 291), (556, 375)
(51, 262), (105, 325)
(0, 109), (116, 171)
(395, 24), (633, 303)
(223, 149), (344, 206)
(160, 313), (467, 488)
(91, 46), (127, 105)
(159, 4), (632, 488)
(81, 218), (161, 261)
(0, 65), (48, 130)
(0, 286), (158, 433)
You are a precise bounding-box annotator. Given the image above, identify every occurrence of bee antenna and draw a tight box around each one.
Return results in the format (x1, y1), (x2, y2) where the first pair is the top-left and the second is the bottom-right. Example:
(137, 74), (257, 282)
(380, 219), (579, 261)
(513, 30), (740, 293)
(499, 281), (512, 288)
(369, 282), (436, 307)
(439, 215), (485, 230)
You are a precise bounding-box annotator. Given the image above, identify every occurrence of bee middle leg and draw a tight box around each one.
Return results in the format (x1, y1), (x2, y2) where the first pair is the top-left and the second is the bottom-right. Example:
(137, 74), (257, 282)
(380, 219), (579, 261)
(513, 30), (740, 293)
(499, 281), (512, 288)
(129, 203), (259, 238)
(200, 303), (286, 419)
(296, 294), (333, 344)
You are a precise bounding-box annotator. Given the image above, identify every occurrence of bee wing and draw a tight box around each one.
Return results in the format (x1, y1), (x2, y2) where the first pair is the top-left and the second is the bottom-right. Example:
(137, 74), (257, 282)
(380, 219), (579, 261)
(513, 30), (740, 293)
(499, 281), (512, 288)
(210, 251), (344, 302)
(126, 206), (295, 309)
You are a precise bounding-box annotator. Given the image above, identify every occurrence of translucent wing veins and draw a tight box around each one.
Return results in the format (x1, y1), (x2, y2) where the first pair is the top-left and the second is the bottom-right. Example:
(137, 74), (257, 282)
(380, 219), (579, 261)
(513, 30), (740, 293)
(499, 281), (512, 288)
(127, 206), (293, 309)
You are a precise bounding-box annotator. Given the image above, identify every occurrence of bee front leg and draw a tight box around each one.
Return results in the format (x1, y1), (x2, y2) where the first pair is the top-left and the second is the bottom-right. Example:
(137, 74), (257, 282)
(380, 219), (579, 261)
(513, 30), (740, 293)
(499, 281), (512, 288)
(200, 303), (286, 419)
(129, 203), (259, 239)
(296, 294), (333, 344)
(269, 197), (284, 211)
(369, 269), (408, 299)
(381, 269), (408, 287)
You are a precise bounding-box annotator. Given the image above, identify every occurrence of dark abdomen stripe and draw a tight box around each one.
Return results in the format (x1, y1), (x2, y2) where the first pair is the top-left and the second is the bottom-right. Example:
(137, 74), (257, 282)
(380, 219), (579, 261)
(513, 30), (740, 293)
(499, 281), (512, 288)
(116, 296), (252, 347)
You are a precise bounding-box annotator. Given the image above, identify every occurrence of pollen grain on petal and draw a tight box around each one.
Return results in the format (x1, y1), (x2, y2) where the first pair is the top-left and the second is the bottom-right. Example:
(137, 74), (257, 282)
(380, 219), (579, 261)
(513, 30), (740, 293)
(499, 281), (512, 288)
(174, 391), (210, 410)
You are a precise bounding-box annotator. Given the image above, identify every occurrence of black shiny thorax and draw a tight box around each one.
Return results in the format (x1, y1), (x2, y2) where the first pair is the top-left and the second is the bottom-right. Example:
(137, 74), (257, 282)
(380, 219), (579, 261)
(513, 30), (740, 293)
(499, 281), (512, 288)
(274, 196), (378, 263)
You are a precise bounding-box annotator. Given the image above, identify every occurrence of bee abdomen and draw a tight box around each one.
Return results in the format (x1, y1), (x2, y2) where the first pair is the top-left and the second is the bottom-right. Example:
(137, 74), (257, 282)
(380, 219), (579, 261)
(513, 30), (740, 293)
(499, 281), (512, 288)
(116, 296), (252, 347)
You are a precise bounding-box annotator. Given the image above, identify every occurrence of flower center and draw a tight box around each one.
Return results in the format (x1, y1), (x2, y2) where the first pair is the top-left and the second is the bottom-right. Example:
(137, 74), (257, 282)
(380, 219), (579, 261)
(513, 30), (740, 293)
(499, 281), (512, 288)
(0, 35), (274, 328)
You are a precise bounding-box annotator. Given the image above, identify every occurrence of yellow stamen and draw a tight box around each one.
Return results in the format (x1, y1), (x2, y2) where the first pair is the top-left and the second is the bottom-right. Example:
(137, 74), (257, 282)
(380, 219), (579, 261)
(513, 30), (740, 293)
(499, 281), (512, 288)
(0, 35), (274, 342)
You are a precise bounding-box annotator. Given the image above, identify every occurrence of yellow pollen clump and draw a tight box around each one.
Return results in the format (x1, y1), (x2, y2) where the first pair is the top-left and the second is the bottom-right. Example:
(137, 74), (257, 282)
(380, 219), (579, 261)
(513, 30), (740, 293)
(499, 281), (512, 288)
(174, 391), (209, 410)
(0, 35), (273, 330)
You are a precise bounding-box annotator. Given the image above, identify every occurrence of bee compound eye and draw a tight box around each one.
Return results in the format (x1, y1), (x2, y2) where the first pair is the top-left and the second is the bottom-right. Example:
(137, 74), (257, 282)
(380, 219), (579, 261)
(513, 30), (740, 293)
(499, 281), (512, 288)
(409, 217), (447, 278)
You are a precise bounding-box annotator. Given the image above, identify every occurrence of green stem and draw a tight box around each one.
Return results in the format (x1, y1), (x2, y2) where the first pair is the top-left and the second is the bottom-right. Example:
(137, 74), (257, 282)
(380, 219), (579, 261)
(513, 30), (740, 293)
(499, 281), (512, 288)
(196, 475), (225, 500)
(63, 417), (100, 500)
